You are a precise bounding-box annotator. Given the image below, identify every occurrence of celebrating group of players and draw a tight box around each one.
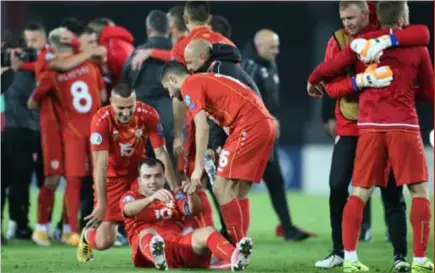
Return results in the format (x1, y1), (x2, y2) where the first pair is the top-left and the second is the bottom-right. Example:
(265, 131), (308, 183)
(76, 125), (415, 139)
(307, 1), (433, 273)
(25, 1), (277, 271)
(22, 0), (433, 272)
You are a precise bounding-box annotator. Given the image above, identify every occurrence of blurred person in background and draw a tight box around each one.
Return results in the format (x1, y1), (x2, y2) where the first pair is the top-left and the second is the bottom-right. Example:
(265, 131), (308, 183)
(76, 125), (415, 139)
(123, 10), (175, 163)
(1, 22), (47, 243)
(309, 1), (407, 269)
(88, 17), (134, 90)
(241, 29), (314, 241)
(210, 15), (232, 38)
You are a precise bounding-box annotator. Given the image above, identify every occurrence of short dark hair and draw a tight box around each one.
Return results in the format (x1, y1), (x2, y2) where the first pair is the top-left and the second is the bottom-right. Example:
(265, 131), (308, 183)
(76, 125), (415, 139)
(88, 17), (114, 35)
(112, 80), (133, 98)
(146, 10), (169, 35)
(376, 1), (407, 27)
(24, 22), (46, 34)
(168, 5), (188, 32)
(61, 17), (85, 36)
(210, 15), (232, 38)
(161, 60), (189, 81)
(138, 157), (165, 175)
(184, 1), (210, 24)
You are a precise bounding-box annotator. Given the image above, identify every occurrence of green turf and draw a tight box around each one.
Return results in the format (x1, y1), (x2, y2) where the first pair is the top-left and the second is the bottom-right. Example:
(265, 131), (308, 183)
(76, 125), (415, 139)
(1, 191), (433, 273)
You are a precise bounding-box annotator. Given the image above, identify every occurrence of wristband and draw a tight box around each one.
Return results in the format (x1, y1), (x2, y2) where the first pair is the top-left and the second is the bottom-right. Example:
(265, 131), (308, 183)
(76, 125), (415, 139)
(389, 33), (399, 47)
(351, 76), (360, 92)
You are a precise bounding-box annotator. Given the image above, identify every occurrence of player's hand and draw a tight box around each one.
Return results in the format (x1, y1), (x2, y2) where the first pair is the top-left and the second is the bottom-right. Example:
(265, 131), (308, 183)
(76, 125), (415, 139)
(173, 136), (185, 157)
(91, 46), (108, 62)
(27, 97), (38, 110)
(272, 118), (280, 139)
(151, 189), (173, 202)
(355, 64), (393, 89)
(85, 205), (105, 228)
(131, 49), (152, 71)
(323, 119), (336, 140)
(190, 168), (203, 188)
(350, 35), (395, 64)
(10, 49), (23, 72)
(306, 82), (324, 98)
(182, 180), (197, 195)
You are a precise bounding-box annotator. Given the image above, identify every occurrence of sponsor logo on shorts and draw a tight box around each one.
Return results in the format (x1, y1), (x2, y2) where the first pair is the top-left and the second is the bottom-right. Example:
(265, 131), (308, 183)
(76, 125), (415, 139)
(122, 195), (135, 203)
(51, 160), (60, 170)
(90, 132), (103, 145)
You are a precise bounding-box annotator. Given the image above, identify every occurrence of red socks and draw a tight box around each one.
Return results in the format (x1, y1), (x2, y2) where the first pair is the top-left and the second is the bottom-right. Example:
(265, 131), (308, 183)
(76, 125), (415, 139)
(37, 186), (54, 225)
(196, 190), (214, 228)
(238, 198), (250, 235)
(139, 233), (156, 262)
(220, 199), (243, 245)
(410, 197), (431, 258)
(85, 228), (97, 249)
(65, 177), (82, 233)
(206, 231), (235, 263)
(342, 195), (364, 251)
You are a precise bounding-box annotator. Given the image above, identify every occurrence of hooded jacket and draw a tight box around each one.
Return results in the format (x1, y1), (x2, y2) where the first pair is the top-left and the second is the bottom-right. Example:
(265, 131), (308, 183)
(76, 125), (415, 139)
(99, 25), (134, 85)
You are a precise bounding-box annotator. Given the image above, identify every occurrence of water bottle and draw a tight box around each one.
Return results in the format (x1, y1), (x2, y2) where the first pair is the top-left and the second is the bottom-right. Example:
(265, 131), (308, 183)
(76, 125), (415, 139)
(204, 154), (216, 185)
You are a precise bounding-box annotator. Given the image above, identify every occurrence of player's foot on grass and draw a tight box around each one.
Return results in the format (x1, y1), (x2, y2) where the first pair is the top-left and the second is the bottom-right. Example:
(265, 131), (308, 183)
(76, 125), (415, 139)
(315, 252), (344, 268)
(209, 258), (231, 270)
(343, 260), (369, 272)
(16, 226), (33, 240)
(62, 232), (80, 246)
(282, 226), (315, 242)
(411, 259), (434, 273)
(114, 231), (128, 246)
(77, 229), (94, 262)
(149, 235), (168, 271)
(32, 230), (51, 246)
(231, 237), (253, 271)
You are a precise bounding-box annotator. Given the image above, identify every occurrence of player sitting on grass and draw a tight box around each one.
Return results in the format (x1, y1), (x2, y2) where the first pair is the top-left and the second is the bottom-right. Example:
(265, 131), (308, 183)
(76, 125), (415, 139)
(120, 158), (253, 271)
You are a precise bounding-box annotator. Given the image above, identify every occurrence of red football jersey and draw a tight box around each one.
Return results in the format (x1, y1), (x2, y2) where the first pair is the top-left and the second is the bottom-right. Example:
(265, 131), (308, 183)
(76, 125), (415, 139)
(90, 102), (166, 179)
(309, 26), (433, 131)
(180, 73), (273, 129)
(35, 45), (55, 81)
(32, 57), (104, 136)
(171, 26), (236, 66)
(120, 190), (191, 261)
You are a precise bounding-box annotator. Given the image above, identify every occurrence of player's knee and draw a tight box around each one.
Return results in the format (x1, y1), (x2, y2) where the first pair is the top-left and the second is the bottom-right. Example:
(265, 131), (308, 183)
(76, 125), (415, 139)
(44, 176), (60, 191)
(351, 186), (373, 204)
(407, 181), (428, 198)
(95, 235), (115, 250)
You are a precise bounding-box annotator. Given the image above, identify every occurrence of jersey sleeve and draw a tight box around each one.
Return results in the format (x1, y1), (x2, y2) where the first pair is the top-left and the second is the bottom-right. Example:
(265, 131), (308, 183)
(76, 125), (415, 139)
(151, 49), (171, 62)
(145, 108), (166, 150)
(119, 191), (137, 218)
(31, 72), (54, 102)
(90, 112), (110, 151)
(415, 47), (434, 102)
(181, 77), (206, 118)
(170, 42), (185, 65)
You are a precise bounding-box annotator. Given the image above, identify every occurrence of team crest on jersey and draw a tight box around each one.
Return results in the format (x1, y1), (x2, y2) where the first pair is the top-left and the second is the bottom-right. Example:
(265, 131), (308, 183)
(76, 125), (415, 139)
(157, 123), (164, 137)
(135, 129), (143, 137)
(122, 195), (135, 203)
(184, 95), (196, 110)
(202, 33), (211, 38)
(90, 133), (103, 145)
(45, 52), (54, 61)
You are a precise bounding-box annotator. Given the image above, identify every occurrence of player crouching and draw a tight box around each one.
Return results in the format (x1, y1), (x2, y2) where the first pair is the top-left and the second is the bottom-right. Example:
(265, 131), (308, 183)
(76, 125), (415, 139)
(121, 158), (253, 271)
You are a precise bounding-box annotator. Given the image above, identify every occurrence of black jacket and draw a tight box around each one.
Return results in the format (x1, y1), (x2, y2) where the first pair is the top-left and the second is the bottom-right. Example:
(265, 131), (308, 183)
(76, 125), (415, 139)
(241, 40), (280, 117)
(200, 44), (262, 151)
(123, 36), (172, 101)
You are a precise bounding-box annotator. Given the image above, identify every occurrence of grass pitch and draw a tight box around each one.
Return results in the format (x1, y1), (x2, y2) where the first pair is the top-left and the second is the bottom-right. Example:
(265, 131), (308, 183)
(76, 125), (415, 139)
(1, 191), (433, 273)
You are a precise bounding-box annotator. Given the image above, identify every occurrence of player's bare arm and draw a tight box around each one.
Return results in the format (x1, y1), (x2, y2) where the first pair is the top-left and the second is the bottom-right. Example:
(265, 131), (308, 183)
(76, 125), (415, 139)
(85, 150), (108, 227)
(183, 182), (202, 216)
(154, 146), (180, 189)
(49, 46), (106, 72)
(172, 98), (187, 156)
(192, 110), (209, 186)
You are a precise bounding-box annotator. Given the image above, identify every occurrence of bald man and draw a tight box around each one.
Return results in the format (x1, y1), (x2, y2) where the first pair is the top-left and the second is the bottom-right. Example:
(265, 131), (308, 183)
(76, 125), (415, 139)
(241, 29), (314, 241)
